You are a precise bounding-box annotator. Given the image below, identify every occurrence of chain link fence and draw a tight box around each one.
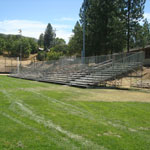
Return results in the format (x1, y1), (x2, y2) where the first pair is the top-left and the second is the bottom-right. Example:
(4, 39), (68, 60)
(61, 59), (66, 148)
(0, 57), (19, 73)
(11, 51), (144, 79)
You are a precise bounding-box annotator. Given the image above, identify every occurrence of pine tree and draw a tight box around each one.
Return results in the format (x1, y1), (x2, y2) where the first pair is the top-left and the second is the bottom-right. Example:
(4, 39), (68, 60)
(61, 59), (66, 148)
(134, 19), (150, 47)
(68, 21), (83, 55)
(44, 23), (55, 50)
(124, 0), (146, 52)
(38, 33), (44, 47)
(79, 0), (126, 56)
(68, 0), (146, 56)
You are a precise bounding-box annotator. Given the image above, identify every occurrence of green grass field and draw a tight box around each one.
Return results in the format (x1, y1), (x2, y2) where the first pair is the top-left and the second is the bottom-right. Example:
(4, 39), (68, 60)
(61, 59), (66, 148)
(0, 76), (150, 150)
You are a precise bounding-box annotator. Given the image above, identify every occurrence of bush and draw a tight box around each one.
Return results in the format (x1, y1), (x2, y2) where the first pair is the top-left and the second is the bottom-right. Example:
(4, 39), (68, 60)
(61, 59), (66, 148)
(37, 51), (47, 61)
(47, 51), (63, 61)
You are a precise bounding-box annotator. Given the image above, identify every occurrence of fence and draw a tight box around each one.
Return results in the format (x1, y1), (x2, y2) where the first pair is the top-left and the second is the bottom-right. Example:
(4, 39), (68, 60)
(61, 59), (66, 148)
(16, 52), (127, 74)
(12, 51), (144, 76)
(0, 57), (19, 73)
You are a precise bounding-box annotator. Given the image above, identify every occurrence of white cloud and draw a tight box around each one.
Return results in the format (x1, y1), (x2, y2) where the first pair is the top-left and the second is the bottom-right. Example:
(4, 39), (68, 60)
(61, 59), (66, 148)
(0, 20), (73, 42)
(53, 24), (72, 29)
(56, 30), (73, 43)
(0, 20), (46, 38)
(55, 17), (76, 22)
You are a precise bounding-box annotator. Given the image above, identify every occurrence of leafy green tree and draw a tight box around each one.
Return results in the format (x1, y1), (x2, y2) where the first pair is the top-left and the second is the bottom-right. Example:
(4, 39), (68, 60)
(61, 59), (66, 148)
(51, 38), (68, 54)
(44, 23), (55, 50)
(20, 38), (31, 58)
(6, 39), (14, 55)
(0, 33), (38, 57)
(54, 38), (66, 46)
(11, 38), (31, 58)
(28, 38), (38, 54)
(0, 38), (6, 54)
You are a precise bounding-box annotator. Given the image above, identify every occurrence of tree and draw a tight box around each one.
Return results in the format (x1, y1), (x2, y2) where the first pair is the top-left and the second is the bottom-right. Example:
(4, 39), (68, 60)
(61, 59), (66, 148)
(0, 38), (6, 54)
(0, 33), (38, 57)
(77, 0), (146, 55)
(44, 23), (55, 50)
(141, 19), (150, 46)
(6, 39), (13, 55)
(38, 33), (44, 47)
(20, 38), (31, 58)
(28, 38), (38, 54)
(68, 21), (83, 56)
(54, 38), (66, 46)
(79, 0), (127, 56)
(124, 0), (146, 52)
(51, 38), (68, 54)
(11, 38), (31, 58)
(132, 19), (150, 48)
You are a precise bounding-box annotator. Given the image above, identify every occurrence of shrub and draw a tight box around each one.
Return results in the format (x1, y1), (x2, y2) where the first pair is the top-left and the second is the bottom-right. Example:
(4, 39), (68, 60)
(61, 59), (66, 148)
(37, 51), (47, 61)
(47, 51), (63, 61)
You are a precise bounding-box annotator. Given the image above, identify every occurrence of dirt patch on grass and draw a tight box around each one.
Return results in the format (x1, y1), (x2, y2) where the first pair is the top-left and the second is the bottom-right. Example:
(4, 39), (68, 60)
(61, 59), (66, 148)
(29, 85), (150, 103)
(0, 74), (9, 75)
(24, 84), (150, 103)
(63, 87), (150, 102)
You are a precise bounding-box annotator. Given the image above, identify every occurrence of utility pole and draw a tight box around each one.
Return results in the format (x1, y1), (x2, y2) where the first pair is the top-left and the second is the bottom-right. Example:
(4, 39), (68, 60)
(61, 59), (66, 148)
(82, 0), (86, 63)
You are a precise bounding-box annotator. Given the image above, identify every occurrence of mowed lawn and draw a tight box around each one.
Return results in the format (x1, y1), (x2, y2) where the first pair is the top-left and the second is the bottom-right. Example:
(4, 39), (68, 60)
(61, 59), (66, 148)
(0, 76), (150, 150)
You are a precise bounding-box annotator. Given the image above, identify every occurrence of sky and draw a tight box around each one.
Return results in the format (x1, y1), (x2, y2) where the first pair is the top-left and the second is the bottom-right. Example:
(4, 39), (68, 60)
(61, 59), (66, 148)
(0, 0), (150, 43)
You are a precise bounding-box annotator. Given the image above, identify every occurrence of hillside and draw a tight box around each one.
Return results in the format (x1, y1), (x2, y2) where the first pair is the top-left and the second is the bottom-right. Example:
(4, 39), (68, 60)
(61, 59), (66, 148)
(0, 54), (38, 73)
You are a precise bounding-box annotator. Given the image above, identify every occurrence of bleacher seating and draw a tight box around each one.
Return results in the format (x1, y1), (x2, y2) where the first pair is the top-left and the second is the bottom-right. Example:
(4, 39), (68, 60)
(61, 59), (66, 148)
(9, 52), (144, 88)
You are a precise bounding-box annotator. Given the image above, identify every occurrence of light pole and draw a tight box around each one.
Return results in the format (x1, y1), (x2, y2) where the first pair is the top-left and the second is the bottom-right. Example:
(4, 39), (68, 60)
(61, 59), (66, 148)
(18, 29), (22, 66)
(82, 0), (87, 63)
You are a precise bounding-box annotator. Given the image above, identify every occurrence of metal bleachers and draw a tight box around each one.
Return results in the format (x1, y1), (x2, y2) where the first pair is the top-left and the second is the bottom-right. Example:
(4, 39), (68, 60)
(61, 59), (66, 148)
(9, 52), (144, 88)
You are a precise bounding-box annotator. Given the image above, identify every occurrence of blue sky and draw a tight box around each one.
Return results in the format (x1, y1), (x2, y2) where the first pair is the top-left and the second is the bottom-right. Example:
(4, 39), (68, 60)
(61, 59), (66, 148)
(0, 0), (150, 43)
